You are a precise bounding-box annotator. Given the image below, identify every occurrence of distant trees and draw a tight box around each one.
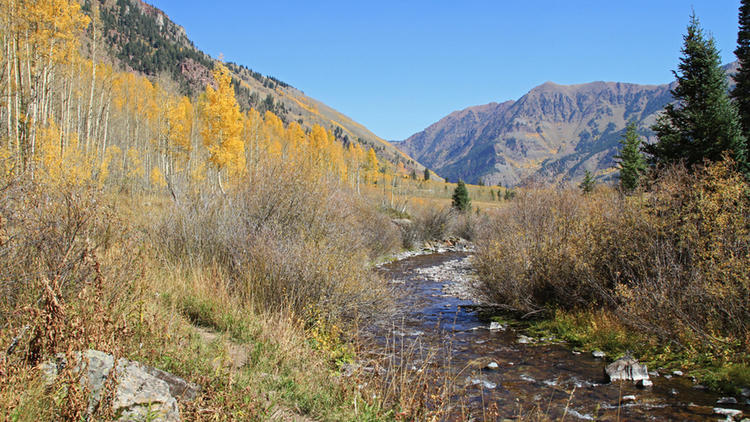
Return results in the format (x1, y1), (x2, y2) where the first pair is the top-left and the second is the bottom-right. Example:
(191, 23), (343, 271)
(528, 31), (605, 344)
(423, 167), (430, 181)
(614, 122), (647, 192)
(451, 180), (471, 212)
(646, 14), (747, 172)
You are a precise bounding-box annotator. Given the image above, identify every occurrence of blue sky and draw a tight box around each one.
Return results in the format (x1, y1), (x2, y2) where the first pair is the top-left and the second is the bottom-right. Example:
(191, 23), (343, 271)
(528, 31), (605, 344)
(148, 0), (741, 141)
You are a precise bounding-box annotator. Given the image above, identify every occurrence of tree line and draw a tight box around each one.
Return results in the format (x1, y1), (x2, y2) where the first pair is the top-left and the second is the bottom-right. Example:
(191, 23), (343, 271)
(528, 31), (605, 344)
(613, 5), (750, 192)
(0, 0), (416, 199)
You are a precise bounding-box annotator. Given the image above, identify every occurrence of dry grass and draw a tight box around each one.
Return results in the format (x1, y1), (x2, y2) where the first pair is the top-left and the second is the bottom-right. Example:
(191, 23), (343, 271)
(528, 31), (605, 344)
(0, 161), (407, 420)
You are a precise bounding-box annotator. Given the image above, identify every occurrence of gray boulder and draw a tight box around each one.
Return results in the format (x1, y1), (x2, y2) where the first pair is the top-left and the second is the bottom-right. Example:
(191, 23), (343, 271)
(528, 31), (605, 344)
(41, 350), (200, 421)
(605, 353), (650, 383)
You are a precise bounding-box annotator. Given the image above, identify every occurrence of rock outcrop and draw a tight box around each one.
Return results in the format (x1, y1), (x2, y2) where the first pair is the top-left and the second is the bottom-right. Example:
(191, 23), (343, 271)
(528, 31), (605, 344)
(41, 350), (200, 421)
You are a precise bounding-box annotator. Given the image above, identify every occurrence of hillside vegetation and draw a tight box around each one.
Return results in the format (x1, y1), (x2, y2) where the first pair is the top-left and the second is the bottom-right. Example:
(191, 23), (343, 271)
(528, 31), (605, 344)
(86, 0), (421, 174)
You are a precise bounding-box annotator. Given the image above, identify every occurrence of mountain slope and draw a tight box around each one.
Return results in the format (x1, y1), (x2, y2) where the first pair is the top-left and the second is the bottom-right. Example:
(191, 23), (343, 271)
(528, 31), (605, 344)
(398, 63), (738, 187)
(89, 0), (421, 171)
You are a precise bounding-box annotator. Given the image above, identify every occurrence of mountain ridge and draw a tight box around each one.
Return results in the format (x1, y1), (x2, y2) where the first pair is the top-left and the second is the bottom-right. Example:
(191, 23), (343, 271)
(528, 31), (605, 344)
(397, 63), (738, 187)
(88, 0), (423, 172)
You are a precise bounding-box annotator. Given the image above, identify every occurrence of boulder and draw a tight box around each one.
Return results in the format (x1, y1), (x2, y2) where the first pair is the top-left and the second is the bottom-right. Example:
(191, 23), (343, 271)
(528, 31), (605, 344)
(41, 350), (200, 421)
(605, 353), (649, 383)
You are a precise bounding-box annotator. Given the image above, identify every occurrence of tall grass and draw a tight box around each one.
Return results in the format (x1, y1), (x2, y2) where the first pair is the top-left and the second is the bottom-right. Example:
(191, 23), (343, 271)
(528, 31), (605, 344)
(0, 157), (408, 419)
(155, 159), (399, 324)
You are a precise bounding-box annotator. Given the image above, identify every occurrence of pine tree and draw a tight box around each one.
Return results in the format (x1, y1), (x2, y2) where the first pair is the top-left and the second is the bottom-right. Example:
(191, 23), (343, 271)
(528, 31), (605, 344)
(579, 170), (595, 194)
(423, 167), (430, 181)
(614, 122), (647, 192)
(733, 0), (750, 140)
(451, 180), (471, 212)
(647, 14), (747, 171)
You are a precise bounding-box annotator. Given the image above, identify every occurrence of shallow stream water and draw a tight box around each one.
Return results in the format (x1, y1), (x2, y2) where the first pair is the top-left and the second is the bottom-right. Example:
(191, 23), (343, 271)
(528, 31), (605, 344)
(366, 252), (749, 421)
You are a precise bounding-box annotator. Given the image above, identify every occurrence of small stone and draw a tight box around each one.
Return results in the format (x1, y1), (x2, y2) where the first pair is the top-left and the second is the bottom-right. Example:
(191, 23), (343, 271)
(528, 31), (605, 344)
(669, 388), (679, 396)
(692, 384), (707, 390)
(713, 408), (742, 420)
(470, 378), (497, 389)
(672, 370), (684, 377)
(664, 374), (672, 380)
(592, 350), (606, 359)
(742, 388), (750, 398)
(718, 397), (739, 405)
(486, 362), (499, 370)
(637, 379), (653, 388)
(517, 335), (533, 344)
(622, 395), (636, 402)
(489, 321), (505, 331)
(572, 350), (582, 355)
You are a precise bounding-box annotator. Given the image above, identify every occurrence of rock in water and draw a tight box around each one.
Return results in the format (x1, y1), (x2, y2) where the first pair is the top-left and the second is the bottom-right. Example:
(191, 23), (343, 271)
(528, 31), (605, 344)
(605, 354), (649, 383)
(41, 350), (198, 421)
(713, 407), (743, 420)
(636, 378), (653, 388)
(489, 321), (505, 331)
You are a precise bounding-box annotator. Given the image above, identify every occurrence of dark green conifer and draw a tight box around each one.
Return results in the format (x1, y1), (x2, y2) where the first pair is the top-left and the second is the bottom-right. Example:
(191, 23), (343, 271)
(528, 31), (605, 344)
(733, 0), (750, 138)
(451, 180), (471, 212)
(647, 14), (747, 170)
(423, 168), (430, 181)
(614, 122), (647, 192)
(579, 170), (595, 194)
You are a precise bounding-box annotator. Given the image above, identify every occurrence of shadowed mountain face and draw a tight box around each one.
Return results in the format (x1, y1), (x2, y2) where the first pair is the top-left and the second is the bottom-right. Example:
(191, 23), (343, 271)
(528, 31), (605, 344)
(399, 63), (738, 187)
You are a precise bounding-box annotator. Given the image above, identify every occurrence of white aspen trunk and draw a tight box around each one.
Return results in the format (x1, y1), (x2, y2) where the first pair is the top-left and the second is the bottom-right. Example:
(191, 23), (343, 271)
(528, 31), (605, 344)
(5, 34), (11, 149)
(85, 42), (97, 152)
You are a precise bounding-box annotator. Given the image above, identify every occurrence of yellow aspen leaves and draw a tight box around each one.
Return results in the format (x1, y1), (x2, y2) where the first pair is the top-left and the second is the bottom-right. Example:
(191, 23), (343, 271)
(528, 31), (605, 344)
(200, 63), (245, 186)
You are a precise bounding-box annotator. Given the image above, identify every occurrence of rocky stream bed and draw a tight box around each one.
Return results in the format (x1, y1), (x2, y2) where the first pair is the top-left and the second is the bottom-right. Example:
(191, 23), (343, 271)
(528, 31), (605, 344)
(363, 252), (749, 421)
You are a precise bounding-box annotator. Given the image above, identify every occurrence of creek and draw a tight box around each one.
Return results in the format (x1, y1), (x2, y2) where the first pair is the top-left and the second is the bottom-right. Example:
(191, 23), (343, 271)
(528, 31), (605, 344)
(365, 252), (749, 421)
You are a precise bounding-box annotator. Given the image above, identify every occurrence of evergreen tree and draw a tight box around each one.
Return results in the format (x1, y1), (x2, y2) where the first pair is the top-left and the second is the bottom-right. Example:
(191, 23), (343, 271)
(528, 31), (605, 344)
(614, 122), (647, 192)
(733, 0), (750, 141)
(451, 180), (471, 212)
(646, 14), (747, 171)
(579, 170), (595, 194)
(423, 167), (430, 181)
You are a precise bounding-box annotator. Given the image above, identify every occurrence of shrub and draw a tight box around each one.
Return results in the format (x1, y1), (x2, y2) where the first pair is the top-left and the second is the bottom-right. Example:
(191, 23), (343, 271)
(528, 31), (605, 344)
(156, 160), (395, 324)
(475, 160), (749, 354)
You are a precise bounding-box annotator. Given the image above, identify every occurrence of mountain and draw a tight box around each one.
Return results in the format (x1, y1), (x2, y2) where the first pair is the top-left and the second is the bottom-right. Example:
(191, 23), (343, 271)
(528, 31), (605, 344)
(398, 63), (739, 187)
(87, 0), (421, 171)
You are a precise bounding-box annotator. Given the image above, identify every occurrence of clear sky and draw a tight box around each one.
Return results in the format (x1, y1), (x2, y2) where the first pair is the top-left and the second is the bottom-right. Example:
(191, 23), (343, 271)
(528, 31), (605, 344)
(147, 0), (742, 141)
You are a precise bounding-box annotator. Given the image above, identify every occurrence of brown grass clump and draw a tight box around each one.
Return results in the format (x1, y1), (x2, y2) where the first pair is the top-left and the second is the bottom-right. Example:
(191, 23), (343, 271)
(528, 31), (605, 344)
(475, 160), (750, 355)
